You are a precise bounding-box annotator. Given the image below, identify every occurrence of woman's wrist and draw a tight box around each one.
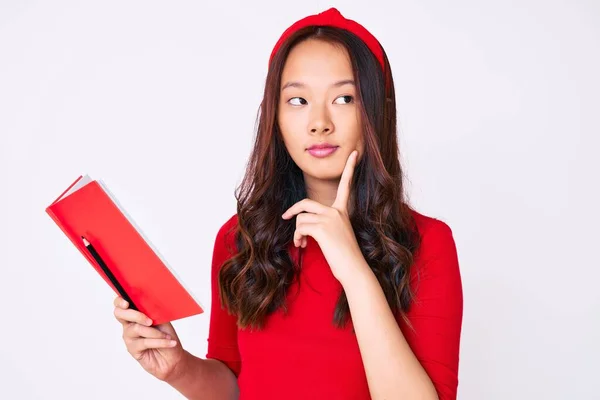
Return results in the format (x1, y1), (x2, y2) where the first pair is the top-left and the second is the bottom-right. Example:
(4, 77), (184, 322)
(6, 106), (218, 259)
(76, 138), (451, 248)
(163, 348), (194, 385)
(163, 350), (239, 400)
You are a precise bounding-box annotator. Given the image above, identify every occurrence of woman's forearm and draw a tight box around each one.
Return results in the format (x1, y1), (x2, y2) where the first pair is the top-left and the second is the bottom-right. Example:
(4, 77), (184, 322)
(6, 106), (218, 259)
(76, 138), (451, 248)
(344, 265), (438, 400)
(165, 350), (239, 400)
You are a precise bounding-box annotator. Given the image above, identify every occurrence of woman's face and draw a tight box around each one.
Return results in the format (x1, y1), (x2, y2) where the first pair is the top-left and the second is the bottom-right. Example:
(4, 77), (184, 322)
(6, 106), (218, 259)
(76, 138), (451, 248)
(277, 38), (364, 182)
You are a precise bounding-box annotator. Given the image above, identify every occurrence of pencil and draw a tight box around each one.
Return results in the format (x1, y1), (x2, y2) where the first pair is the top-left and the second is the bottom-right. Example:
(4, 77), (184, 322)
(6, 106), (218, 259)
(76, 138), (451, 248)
(81, 236), (138, 311)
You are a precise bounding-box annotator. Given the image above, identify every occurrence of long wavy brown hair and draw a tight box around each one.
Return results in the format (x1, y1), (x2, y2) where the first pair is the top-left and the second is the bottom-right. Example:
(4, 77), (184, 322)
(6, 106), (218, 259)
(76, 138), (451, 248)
(218, 26), (421, 331)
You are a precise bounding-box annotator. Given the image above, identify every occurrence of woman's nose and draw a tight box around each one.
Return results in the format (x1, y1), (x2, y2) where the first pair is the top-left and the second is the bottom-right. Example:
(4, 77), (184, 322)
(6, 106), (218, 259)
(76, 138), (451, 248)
(311, 126), (331, 134)
(309, 107), (333, 134)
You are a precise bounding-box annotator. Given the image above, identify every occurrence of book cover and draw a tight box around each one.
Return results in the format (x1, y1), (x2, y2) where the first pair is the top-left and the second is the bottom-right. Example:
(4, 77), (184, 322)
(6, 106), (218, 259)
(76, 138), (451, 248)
(45, 175), (204, 325)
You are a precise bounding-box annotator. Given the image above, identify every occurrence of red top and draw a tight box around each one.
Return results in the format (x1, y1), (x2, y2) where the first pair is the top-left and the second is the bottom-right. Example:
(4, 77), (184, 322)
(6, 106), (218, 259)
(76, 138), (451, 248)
(205, 209), (463, 399)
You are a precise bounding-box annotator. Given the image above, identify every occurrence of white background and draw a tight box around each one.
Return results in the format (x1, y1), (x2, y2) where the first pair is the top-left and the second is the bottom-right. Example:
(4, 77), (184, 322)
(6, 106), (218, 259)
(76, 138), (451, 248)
(1, 1), (598, 399)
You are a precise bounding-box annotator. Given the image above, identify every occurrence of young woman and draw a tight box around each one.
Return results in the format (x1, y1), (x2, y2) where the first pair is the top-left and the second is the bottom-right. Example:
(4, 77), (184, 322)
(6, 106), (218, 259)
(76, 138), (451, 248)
(113, 7), (463, 400)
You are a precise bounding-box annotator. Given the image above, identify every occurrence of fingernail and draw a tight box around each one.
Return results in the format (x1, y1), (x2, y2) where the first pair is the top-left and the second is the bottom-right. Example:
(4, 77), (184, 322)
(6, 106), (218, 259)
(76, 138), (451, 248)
(122, 300), (128, 308)
(146, 319), (153, 326)
(170, 340), (177, 346)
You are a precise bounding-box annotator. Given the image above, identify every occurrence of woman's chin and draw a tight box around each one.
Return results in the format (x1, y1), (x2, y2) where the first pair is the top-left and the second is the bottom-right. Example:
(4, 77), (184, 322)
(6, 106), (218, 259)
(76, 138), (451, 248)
(303, 168), (344, 182)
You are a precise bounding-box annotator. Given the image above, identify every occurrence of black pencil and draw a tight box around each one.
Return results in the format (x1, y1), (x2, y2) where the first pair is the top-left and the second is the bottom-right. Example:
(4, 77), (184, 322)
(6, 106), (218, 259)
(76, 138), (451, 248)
(81, 236), (138, 311)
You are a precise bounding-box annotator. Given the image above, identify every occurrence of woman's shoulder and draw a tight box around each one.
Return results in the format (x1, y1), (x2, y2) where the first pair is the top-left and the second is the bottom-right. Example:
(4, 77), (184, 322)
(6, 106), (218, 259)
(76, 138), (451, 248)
(407, 206), (457, 266)
(212, 213), (239, 253)
(408, 206), (454, 239)
(218, 213), (238, 233)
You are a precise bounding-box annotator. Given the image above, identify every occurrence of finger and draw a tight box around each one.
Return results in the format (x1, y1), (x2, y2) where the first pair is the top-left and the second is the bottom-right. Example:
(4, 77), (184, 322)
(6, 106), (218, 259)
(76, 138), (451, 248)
(124, 322), (172, 340)
(114, 307), (153, 327)
(282, 198), (329, 219)
(294, 223), (319, 246)
(295, 213), (320, 247)
(333, 150), (358, 210)
(293, 229), (304, 247)
(294, 234), (305, 248)
(113, 296), (131, 325)
(114, 296), (129, 309)
(113, 306), (130, 326)
(296, 212), (320, 224)
(128, 337), (178, 358)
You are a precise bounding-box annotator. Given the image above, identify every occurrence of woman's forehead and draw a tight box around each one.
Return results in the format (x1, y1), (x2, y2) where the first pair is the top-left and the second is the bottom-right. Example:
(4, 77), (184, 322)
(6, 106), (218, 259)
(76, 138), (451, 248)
(281, 39), (353, 84)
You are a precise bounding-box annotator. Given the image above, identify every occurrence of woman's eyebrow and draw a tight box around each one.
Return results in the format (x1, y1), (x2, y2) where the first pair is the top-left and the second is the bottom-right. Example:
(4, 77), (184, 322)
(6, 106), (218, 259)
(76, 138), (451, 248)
(281, 79), (355, 91)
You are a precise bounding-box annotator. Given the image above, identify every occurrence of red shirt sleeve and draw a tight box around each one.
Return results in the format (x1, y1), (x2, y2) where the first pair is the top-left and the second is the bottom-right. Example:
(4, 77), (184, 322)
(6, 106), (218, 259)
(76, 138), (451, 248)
(400, 219), (464, 400)
(205, 215), (242, 377)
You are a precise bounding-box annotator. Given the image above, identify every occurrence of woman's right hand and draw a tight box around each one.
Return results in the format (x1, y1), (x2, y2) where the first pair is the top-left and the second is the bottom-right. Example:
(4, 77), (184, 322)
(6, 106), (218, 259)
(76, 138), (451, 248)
(113, 296), (186, 382)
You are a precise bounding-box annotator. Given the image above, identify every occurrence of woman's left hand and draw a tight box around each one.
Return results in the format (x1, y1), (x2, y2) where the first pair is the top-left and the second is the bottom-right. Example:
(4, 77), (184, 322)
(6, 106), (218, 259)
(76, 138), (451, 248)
(281, 150), (368, 286)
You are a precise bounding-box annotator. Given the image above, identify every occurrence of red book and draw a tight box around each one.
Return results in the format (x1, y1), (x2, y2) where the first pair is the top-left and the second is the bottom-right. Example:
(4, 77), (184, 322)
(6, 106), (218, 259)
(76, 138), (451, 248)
(45, 174), (204, 325)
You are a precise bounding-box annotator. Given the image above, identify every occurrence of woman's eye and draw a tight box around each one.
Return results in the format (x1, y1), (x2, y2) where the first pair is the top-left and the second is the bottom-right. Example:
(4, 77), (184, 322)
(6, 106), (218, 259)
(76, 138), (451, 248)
(334, 95), (354, 104)
(288, 97), (307, 106)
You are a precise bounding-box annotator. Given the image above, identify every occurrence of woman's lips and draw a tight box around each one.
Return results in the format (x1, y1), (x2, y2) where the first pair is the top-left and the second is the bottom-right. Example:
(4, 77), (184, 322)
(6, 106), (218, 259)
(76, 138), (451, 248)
(307, 146), (339, 158)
